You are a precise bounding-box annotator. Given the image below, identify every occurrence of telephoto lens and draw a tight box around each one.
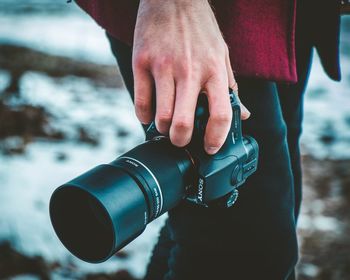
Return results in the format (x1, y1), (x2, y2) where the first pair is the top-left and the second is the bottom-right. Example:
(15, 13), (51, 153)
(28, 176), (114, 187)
(49, 138), (194, 263)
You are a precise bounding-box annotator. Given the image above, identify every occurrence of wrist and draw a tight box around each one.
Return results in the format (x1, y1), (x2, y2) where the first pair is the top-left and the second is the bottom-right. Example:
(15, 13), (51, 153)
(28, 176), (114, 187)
(139, 0), (211, 9)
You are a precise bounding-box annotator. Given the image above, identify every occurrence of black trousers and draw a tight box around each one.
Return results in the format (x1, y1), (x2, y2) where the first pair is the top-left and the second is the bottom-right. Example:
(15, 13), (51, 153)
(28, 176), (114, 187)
(107, 17), (313, 279)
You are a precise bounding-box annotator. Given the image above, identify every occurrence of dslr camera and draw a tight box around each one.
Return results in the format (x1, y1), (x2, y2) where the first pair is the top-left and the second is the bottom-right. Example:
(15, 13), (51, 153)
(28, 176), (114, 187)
(49, 89), (258, 263)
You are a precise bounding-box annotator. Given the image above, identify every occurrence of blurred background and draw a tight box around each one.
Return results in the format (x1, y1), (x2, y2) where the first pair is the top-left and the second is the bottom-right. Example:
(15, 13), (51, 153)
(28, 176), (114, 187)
(0, 1), (349, 279)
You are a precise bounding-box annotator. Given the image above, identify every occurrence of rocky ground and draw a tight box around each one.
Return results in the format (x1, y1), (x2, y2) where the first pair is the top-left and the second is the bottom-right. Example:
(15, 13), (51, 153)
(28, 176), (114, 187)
(298, 156), (350, 280)
(0, 44), (122, 155)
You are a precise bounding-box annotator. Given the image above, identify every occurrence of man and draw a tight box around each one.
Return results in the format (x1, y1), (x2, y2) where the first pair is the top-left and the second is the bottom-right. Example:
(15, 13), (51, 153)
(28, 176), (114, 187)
(74, 0), (343, 279)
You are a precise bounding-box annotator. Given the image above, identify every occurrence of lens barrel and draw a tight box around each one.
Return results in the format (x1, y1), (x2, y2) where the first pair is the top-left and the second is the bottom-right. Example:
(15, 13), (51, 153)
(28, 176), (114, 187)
(49, 138), (193, 263)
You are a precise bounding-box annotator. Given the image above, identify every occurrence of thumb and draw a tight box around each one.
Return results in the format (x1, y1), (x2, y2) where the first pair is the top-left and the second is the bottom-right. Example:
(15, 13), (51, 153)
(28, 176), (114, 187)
(225, 49), (250, 120)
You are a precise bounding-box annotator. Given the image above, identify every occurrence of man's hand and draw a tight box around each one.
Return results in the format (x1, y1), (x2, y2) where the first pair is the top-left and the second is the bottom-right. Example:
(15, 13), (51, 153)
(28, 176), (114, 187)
(132, 0), (250, 154)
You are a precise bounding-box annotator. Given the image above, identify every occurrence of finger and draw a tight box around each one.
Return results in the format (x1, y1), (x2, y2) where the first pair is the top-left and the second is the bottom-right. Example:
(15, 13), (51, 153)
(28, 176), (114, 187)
(204, 75), (232, 155)
(153, 73), (175, 135)
(234, 90), (251, 120)
(169, 80), (200, 147)
(225, 50), (250, 120)
(133, 63), (154, 124)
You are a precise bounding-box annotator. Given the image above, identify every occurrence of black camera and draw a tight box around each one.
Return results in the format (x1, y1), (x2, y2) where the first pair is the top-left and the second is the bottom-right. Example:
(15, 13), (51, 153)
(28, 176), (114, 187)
(49, 89), (258, 263)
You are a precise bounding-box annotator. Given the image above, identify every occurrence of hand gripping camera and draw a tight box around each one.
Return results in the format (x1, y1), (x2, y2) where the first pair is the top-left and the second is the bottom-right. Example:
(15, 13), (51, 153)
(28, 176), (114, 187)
(49, 89), (258, 263)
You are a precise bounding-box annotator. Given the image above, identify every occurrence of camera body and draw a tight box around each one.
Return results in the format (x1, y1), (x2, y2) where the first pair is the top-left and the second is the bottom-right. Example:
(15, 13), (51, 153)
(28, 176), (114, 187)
(146, 89), (258, 208)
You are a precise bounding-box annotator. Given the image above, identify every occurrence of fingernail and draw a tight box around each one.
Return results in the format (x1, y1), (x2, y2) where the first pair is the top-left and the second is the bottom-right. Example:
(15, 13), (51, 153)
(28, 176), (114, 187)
(206, 146), (219, 155)
(241, 104), (251, 118)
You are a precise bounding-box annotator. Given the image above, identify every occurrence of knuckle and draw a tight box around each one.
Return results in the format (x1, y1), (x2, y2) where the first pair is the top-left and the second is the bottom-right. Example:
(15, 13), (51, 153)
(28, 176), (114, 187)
(177, 60), (192, 78)
(173, 117), (192, 131)
(135, 97), (150, 115)
(133, 51), (149, 69)
(157, 111), (173, 124)
(153, 55), (173, 72)
(206, 52), (226, 70)
(206, 61), (221, 75)
(212, 111), (232, 124)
